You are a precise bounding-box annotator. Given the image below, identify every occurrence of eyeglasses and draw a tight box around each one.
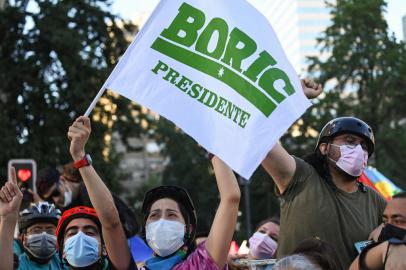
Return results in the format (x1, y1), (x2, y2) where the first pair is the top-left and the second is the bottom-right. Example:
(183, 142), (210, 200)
(331, 136), (368, 152)
(27, 227), (56, 235)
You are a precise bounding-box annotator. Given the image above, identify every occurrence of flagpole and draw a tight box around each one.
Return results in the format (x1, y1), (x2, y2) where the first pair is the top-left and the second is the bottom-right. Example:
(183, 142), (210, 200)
(84, 87), (107, 117)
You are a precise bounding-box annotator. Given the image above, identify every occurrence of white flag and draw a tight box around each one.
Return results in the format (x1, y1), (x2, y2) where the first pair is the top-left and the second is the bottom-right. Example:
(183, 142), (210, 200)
(104, 0), (311, 179)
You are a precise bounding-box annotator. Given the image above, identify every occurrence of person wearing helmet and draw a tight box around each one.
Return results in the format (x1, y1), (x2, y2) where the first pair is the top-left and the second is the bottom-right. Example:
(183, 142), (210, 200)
(138, 165), (240, 269)
(56, 206), (124, 269)
(64, 116), (135, 270)
(0, 168), (63, 270)
(68, 115), (241, 270)
(17, 202), (62, 269)
(260, 83), (386, 269)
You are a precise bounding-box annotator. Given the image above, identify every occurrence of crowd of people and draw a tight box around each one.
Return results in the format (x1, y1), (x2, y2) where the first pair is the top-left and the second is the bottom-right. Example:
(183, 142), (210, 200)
(1, 79), (405, 270)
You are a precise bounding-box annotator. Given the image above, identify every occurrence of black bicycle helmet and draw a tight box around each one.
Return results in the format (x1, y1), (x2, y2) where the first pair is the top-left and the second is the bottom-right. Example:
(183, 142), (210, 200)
(316, 117), (375, 156)
(141, 185), (197, 248)
(19, 202), (61, 232)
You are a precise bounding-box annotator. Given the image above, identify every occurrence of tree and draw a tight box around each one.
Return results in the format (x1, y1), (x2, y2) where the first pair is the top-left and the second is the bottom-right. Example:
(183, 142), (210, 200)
(147, 117), (280, 241)
(307, 0), (406, 188)
(0, 0), (150, 191)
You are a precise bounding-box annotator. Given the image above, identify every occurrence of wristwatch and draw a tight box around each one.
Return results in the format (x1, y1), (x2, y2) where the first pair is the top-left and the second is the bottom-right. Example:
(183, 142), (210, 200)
(73, 154), (92, 169)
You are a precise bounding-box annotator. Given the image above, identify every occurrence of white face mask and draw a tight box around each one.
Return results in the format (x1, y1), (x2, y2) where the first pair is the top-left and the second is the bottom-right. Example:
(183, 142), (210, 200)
(63, 186), (73, 207)
(329, 144), (368, 177)
(146, 219), (185, 257)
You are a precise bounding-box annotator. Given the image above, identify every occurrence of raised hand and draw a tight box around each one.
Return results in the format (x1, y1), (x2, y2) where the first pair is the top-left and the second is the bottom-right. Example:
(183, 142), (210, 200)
(67, 116), (91, 161)
(0, 167), (23, 218)
(301, 78), (323, 99)
(227, 254), (249, 270)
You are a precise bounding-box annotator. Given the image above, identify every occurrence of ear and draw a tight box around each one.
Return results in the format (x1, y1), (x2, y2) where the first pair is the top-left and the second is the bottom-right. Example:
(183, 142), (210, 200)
(319, 143), (328, 155)
(21, 234), (27, 247)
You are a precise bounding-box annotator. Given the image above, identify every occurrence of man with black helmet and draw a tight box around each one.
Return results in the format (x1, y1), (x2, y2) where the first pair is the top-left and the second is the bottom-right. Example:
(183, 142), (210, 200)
(261, 87), (386, 268)
(0, 168), (63, 270)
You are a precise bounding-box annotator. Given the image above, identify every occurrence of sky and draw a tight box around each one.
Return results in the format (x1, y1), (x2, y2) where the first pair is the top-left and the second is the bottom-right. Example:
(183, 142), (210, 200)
(112, 0), (406, 41)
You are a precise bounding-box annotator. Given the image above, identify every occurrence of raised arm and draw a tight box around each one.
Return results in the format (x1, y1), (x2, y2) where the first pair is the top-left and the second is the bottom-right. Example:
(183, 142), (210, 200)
(67, 116), (131, 270)
(205, 156), (241, 269)
(0, 167), (23, 270)
(261, 143), (296, 194)
(261, 79), (322, 194)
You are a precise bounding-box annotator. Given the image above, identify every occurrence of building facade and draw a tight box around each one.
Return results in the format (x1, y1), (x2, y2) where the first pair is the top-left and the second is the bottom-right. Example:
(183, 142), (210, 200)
(252, 0), (334, 74)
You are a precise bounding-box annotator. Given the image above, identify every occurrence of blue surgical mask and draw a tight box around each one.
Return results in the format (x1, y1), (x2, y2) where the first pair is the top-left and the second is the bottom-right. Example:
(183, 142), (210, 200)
(63, 231), (100, 267)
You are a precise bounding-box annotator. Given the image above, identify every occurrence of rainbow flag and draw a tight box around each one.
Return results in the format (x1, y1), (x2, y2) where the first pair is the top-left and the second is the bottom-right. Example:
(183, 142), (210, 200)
(359, 167), (403, 200)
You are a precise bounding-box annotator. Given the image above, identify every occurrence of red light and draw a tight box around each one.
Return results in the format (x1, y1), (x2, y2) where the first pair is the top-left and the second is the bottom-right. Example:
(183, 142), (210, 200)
(18, 169), (32, 182)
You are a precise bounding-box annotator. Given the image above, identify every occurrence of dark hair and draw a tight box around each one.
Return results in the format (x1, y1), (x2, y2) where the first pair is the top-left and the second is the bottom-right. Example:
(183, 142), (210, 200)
(393, 191), (406, 199)
(256, 216), (280, 230)
(292, 238), (343, 270)
(62, 162), (82, 183)
(36, 167), (60, 197)
(303, 146), (336, 189)
(195, 231), (209, 239)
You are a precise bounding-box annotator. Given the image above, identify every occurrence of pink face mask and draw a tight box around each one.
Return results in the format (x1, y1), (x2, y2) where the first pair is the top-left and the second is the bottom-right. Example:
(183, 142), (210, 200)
(248, 232), (277, 259)
(330, 144), (368, 177)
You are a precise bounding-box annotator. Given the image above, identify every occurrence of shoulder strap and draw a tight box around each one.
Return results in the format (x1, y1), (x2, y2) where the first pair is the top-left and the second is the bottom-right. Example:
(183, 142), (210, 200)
(358, 241), (383, 270)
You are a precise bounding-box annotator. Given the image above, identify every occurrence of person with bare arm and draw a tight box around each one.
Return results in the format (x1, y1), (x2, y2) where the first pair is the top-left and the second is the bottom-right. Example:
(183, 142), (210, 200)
(261, 79), (386, 269)
(59, 116), (135, 270)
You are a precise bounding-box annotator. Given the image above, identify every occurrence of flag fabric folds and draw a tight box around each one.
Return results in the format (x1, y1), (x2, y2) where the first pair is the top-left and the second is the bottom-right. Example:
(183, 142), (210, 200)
(360, 167), (403, 200)
(103, 0), (311, 178)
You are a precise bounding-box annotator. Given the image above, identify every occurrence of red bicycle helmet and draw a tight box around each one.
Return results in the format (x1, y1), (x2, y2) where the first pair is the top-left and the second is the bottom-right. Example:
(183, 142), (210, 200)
(55, 206), (101, 251)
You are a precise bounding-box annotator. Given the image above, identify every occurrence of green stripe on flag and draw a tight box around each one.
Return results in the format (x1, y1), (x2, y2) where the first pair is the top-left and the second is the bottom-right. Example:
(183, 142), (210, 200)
(151, 37), (276, 117)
